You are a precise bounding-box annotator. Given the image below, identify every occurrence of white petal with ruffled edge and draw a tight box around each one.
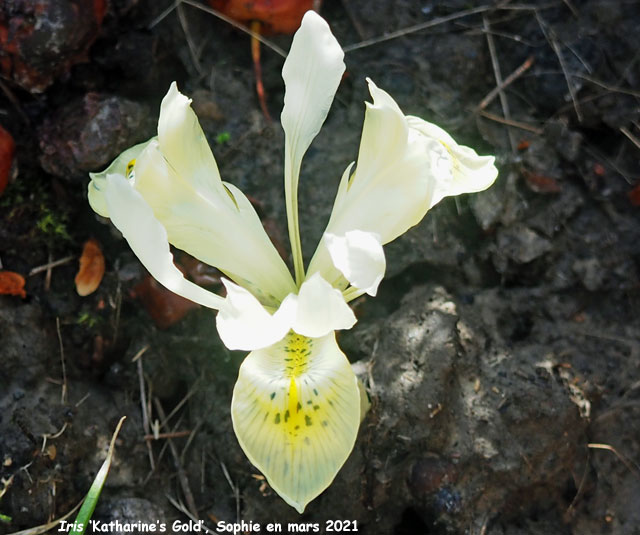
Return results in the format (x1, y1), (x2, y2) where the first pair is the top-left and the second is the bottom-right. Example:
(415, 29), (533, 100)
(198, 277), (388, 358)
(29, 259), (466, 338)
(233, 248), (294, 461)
(324, 230), (385, 296)
(103, 173), (224, 310)
(292, 273), (356, 338)
(216, 279), (298, 351)
(405, 116), (498, 207)
(319, 79), (450, 247)
(231, 332), (360, 513)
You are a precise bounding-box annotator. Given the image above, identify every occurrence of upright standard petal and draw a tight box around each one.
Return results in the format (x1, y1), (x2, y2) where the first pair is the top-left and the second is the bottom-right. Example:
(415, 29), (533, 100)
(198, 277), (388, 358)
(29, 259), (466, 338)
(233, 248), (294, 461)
(281, 11), (345, 171)
(103, 173), (224, 310)
(231, 332), (361, 513)
(281, 10), (346, 284)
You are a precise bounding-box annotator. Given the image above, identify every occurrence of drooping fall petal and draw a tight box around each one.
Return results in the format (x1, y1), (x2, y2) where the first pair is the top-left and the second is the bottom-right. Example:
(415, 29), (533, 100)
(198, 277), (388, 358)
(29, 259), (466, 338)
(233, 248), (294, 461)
(231, 332), (360, 513)
(75, 238), (105, 296)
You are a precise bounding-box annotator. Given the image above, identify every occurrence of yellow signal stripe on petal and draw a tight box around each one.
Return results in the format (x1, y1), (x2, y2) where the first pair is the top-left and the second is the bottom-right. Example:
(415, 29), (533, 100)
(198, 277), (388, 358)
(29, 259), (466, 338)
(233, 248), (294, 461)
(231, 332), (360, 513)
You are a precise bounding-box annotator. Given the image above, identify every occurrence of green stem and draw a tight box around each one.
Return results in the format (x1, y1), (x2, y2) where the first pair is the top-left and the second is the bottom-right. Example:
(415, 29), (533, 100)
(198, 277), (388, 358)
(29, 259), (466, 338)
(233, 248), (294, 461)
(343, 286), (366, 303)
(284, 151), (305, 287)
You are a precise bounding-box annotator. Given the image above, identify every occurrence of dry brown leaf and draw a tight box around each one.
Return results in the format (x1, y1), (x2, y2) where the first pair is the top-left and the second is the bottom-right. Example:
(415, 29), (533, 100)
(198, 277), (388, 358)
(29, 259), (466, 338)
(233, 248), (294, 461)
(0, 270), (26, 298)
(131, 275), (199, 329)
(0, 124), (16, 196)
(75, 238), (105, 296)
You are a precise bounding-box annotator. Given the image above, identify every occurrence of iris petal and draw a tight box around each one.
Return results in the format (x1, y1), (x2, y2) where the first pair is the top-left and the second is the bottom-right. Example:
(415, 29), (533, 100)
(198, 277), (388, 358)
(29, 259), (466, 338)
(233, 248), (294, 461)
(104, 173), (224, 310)
(231, 332), (360, 513)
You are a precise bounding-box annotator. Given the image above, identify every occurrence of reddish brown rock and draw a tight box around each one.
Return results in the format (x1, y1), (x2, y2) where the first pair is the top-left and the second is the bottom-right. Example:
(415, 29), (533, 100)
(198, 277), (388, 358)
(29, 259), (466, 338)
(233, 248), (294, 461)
(0, 0), (106, 93)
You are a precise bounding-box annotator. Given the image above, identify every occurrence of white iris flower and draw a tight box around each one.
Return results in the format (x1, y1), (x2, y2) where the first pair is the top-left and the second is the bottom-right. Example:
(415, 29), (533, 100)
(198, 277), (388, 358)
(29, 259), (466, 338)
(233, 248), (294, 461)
(88, 11), (498, 512)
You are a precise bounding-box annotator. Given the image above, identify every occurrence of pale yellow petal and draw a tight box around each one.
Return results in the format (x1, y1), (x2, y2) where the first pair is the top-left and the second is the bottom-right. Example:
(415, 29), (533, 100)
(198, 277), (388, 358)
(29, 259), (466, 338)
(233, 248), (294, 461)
(231, 332), (360, 512)
(103, 173), (224, 310)
(88, 140), (153, 218)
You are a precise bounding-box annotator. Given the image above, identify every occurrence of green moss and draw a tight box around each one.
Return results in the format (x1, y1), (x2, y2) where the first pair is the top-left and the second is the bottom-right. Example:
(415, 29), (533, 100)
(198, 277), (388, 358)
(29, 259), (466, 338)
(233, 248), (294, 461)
(36, 204), (71, 241)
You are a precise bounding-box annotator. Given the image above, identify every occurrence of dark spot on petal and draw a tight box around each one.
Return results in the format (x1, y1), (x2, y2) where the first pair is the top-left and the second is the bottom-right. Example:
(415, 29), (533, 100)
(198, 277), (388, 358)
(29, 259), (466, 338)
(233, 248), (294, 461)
(274, 413), (281, 424)
(305, 415), (313, 426)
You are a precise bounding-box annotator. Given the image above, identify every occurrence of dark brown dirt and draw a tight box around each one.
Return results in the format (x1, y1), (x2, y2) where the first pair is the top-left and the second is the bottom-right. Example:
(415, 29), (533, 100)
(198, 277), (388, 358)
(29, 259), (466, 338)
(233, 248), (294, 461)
(1, 0), (639, 534)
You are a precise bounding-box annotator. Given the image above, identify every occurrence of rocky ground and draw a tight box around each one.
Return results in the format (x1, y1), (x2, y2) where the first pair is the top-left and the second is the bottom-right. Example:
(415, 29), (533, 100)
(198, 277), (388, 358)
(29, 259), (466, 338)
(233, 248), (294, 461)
(1, 0), (639, 533)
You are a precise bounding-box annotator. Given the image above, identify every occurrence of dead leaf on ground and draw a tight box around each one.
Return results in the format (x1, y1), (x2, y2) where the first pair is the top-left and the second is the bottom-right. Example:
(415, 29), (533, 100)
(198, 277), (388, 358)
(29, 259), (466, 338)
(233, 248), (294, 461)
(522, 168), (562, 194)
(131, 275), (199, 329)
(0, 270), (27, 298)
(75, 238), (105, 296)
(0, 125), (16, 196)
(627, 183), (640, 206)
(208, 0), (314, 34)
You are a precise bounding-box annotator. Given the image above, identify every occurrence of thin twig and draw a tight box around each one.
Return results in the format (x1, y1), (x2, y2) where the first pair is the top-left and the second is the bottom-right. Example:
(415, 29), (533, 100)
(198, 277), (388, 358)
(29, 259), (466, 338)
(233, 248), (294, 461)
(588, 443), (640, 479)
(483, 14), (517, 152)
(343, 5), (493, 53)
(535, 11), (583, 122)
(166, 495), (215, 534)
(148, 0), (180, 29)
(28, 255), (75, 276)
(571, 72), (640, 98)
(180, 0), (287, 57)
(112, 280), (122, 345)
(177, 2), (203, 75)
(620, 127), (640, 151)
(41, 422), (68, 453)
(55, 318), (67, 405)
(144, 430), (192, 441)
(136, 347), (155, 470)
(44, 250), (53, 291)
(476, 55), (534, 111)
(220, 461), (240, 523)
(561, 0), (579, 17)
(0, 78), (30, 125)
(477, 109), (544, 134)
(159, 377), (201, 429)
(154, 398), (199, 519)
(180, 420), (203, 465)
(564, 450), (590, 520)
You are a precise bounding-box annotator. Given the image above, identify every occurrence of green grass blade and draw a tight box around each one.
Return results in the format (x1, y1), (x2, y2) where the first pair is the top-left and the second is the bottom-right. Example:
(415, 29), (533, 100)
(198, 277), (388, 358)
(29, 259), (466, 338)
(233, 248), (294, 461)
(70, 416), (127, 534)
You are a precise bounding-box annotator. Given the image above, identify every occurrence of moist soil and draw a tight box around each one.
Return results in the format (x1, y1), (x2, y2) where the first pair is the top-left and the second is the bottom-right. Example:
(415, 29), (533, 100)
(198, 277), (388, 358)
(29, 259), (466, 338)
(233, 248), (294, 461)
(1, 1), (639, 533)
